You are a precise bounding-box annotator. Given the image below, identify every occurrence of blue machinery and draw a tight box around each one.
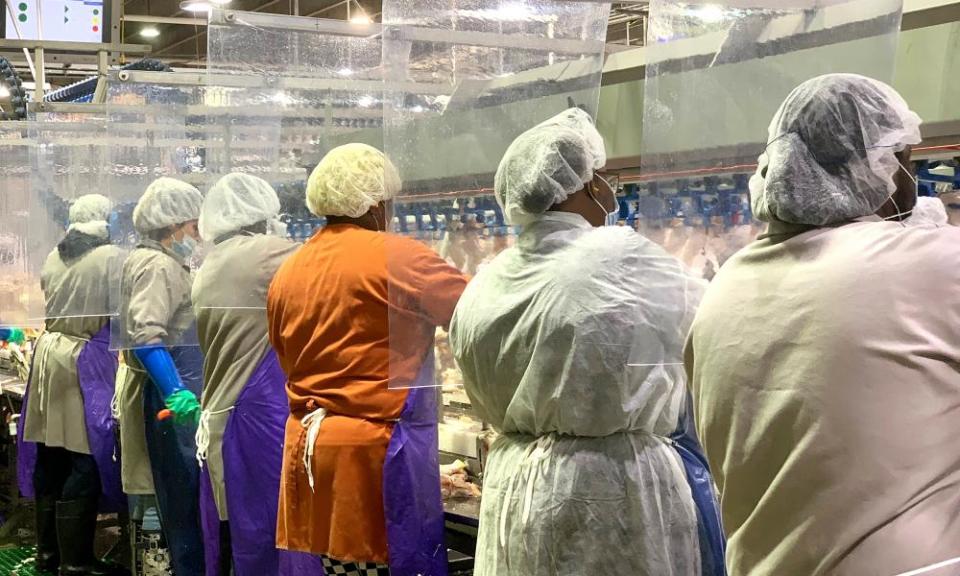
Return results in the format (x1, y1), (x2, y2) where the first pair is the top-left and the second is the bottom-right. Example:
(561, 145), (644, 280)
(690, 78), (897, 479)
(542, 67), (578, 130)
(277, 161), (960, 243)
(279, 174), (759, 243)
(70, 158), (960, 246)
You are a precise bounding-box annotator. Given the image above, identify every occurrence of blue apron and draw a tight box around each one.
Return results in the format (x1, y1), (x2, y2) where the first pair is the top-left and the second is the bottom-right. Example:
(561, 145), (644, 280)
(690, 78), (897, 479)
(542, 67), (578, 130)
(143, 341), (205, 576)
(671, 394), (727, 576)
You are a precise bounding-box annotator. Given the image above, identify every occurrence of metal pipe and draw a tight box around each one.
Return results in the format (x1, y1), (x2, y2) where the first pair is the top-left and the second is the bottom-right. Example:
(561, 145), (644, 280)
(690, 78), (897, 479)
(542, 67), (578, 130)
(155, 0), (285, 55)
(122, 14), (207, 25)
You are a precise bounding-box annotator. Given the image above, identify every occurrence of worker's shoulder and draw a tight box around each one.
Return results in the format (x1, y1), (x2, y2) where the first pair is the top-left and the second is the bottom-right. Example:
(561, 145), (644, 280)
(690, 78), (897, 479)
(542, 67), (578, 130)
(384, 233), (444, 261)
(125, 246), (179, 274)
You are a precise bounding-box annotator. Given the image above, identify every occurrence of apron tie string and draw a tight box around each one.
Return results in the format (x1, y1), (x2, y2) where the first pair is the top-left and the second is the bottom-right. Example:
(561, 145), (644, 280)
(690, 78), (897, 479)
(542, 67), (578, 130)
(301, 406), (328, 493)
(195, 406), (235, 468)
(34, 332), (89, 413)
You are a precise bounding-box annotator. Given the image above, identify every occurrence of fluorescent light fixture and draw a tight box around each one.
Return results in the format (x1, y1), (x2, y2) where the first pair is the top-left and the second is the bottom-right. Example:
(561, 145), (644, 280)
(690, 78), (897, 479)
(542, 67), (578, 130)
(140, 27), (160, 39)
(350, 14), (373, 24)
(179, 0), (231, 13)
(337, 68), (354, 77)
(0, 85), (9, 98)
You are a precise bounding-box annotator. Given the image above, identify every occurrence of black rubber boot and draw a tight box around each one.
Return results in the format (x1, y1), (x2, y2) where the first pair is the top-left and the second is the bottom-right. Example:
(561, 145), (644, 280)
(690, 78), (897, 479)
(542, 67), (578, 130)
(55, 498), (126, 576)
(34, 496), (59, 573)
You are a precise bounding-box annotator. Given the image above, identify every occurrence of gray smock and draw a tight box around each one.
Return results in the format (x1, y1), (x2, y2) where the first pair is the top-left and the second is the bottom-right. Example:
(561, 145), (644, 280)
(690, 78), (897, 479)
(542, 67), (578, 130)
(449, 212), (702, 576)
(191, 233), (297, 520)
(118, 239), (195, 495)
(24, 244), (123, 453)
(686, 219), (960, 576)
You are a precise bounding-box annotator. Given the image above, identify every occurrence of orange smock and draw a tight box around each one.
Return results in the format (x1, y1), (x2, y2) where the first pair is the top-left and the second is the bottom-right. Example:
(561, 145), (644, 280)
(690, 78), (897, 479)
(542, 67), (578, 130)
(267, 223), (467, 564)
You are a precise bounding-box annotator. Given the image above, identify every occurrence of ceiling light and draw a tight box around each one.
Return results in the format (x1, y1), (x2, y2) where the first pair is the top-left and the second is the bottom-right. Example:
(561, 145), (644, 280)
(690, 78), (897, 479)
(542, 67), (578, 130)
(357, 95), (374, 108)
(350, 14), (372, 24)
(0, 85), (9, 99)
(140, 27), (160, 39)
(179, 0), (231, 13)
(337, 68), (354, 77)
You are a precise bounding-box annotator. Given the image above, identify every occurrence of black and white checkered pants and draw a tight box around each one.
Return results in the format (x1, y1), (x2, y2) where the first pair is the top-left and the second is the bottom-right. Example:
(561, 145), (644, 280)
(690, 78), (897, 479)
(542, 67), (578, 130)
(320, 555), (391, 576)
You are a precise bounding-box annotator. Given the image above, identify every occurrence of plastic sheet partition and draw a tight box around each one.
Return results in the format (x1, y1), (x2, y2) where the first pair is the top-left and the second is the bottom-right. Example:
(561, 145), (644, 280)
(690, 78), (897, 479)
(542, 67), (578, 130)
(0, 122), (44, 329)
(641, 0), (904, 177)
(633, 0), (905, 364)
(105, 72), (283, 348)
(382, 0), (610, 389)
(28, 113), (119, 321)
(208, 9), (384, 200)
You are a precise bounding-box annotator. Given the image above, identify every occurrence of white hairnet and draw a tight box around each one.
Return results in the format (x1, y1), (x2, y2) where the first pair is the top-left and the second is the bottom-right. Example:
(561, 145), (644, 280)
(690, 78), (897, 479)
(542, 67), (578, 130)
(132, 177), (203, 235)
(199, 173), (281, 241)
(750, 74), (922, 226)
(69, 194), (111, 224)
(906, 196), (948, 227)
(305, 143), (401, 218)
(495, 108), (607, 225)
(67, 194), (111, 238)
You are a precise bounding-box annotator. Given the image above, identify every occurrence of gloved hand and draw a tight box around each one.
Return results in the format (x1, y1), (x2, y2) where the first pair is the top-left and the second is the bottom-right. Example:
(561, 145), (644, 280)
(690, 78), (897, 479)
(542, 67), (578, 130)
(164, 389), (200, 426)
(0, 328), (26, 345)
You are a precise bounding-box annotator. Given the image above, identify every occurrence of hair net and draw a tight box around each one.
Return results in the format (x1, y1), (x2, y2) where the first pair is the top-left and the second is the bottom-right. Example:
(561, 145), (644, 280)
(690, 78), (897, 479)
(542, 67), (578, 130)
(67, 194), (112, 238)
(69, 194), (111, 224)
(305, 143), (401, 219)
(750, 74), (922, 226)
(906, 196), (948, 227)
(199, 173), (282, 241)
(132, 177), (203, 235)
(494, 108), (606, 226)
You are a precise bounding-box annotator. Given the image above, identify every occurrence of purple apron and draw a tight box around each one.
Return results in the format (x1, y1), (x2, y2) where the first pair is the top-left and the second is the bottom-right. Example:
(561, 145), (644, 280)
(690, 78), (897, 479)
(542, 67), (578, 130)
(383, 350), (449, 576)
(17, 323), (124, 512)
(198, 350), (325, 576)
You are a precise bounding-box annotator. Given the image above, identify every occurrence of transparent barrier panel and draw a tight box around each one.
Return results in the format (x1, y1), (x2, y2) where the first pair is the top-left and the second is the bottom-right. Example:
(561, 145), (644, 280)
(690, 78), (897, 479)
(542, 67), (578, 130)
(209, 9), (384, 243)
(383, 0), (610, 388)
(28, 112), (122, 322)
(0, 122), (43, 329)
(106, 72), (282, 348)
(197, 10), (382, 311)
(635, 0), (905, 372)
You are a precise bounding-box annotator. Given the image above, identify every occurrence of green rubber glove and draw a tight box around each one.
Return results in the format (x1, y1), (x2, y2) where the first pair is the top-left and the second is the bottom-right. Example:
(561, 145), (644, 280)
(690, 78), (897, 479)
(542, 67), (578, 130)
(165, 389), (201, 426)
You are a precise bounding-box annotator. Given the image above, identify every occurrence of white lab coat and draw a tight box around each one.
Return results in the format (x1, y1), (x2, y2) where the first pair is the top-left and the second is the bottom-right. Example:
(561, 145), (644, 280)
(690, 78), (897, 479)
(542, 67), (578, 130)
(450, 211), (702, 576)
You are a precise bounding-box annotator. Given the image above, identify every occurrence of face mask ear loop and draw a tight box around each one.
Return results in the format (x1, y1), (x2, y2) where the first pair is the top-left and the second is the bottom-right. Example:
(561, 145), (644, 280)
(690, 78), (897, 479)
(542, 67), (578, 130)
(884, 160), (918, 225)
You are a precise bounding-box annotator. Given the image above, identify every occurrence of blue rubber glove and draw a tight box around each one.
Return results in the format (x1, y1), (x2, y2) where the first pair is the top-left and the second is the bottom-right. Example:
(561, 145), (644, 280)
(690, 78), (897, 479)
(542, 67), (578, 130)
(134, 345), (200, 425)
(134, 345), (184, 398)
(0, 328), (25, 345)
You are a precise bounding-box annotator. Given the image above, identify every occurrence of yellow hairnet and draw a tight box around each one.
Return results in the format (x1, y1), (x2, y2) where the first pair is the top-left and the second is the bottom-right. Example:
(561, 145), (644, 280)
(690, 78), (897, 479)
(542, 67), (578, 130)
(305, 143), (401, 219)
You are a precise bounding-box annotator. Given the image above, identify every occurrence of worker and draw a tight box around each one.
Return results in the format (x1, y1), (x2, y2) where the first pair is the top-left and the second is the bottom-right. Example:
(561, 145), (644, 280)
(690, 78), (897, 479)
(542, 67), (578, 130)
(192, 173), (322, 575)
(267, 143), (468, 576)
(18, 194), (125, 575)
(905, 196), (949, 227)
(118, 177), (205, 576)
(685, 74), (960, 575)
(448, 108), (723, 576)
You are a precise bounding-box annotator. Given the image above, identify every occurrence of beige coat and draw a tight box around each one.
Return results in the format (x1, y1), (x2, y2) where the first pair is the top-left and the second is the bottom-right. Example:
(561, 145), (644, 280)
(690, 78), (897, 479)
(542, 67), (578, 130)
(192, 233), (297, 519)
(686, 219), (960, 576)
(117, 240), (195, 495)
(24, 244), (122, 453)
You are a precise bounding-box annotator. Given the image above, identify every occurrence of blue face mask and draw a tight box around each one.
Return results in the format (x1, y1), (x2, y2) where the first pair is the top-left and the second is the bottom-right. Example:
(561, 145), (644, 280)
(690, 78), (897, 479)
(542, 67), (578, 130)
(589, 178), (620, 226)
(171, 235), (198, 259)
